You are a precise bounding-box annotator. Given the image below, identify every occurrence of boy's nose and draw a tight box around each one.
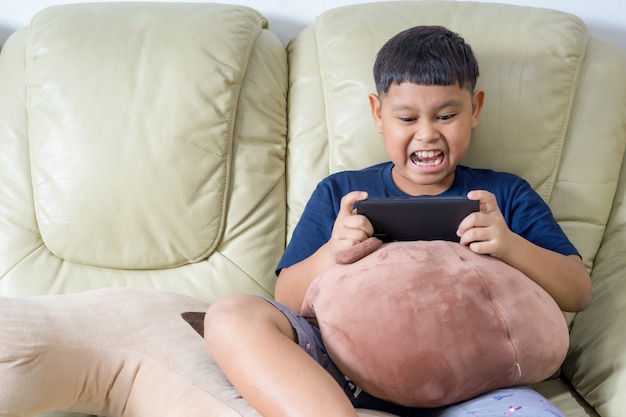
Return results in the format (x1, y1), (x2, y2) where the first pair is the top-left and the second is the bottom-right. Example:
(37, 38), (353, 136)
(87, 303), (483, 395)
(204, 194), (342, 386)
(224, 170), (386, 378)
(413, 121), (439, 142)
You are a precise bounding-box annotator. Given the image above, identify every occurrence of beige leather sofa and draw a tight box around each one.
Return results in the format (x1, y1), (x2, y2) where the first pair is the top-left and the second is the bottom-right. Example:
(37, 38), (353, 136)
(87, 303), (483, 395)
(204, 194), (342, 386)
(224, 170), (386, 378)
(0, 2), (625, 417)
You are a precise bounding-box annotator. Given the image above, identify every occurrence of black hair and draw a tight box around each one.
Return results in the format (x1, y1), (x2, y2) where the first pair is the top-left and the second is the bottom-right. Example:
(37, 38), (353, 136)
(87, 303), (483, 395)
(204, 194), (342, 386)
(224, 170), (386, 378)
(373, 25), (479, 96)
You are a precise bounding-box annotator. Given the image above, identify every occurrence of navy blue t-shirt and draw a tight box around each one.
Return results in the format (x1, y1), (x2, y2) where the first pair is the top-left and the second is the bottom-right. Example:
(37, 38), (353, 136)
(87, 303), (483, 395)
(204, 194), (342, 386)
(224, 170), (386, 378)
(276, 162), (579, 275)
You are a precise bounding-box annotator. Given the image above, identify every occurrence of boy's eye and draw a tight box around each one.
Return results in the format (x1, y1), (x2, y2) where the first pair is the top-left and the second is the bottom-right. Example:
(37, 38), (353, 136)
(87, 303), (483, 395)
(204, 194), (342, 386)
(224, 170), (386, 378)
(399, 117), (416, 122)
(437, 113), (456, 121)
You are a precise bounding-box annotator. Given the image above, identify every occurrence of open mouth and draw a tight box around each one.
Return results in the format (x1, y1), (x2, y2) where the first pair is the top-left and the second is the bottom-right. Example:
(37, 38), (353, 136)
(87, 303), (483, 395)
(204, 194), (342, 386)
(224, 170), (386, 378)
(411, 150), (444, 167)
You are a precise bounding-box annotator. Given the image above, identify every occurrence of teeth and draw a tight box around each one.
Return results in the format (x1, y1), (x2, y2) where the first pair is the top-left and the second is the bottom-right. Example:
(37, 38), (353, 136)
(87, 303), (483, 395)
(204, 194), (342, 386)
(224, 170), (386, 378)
(412, 150), (443, 167)
(416, 150), (442, 158)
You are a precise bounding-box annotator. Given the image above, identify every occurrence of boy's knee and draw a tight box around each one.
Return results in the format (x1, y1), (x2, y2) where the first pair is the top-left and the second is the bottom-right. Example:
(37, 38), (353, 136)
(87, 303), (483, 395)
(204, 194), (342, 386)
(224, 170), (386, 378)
(203, 294), (278, 337)
(205, 294), (252, 331)
(204, 294), (296, 348)
(203, 294), (253, 354)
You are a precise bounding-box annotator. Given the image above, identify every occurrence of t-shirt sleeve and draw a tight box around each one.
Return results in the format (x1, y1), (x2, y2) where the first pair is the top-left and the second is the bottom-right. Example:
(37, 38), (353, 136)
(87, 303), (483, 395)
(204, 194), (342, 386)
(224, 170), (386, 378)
(275, 180), (340, 275)
(504, 179), (580, 257)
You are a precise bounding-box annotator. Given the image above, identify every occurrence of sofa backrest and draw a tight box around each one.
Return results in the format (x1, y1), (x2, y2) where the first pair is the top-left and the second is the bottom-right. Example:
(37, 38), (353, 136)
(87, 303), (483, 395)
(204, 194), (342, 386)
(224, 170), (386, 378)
(2, 1), (626, 306)
(0, 3), (288, 300)
(286, 1), (626, 276)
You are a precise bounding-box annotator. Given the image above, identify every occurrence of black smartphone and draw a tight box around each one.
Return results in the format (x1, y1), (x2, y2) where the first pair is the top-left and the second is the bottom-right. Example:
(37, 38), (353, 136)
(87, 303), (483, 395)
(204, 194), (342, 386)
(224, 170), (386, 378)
(355, 197), (479, 242)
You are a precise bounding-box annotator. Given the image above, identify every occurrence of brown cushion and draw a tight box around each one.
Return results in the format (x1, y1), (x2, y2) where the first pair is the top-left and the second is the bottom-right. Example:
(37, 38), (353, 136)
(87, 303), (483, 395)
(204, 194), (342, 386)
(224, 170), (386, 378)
(302, 240), (569, 407)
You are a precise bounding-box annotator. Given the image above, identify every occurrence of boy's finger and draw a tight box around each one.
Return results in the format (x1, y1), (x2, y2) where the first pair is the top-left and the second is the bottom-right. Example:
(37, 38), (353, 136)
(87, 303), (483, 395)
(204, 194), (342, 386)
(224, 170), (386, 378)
(340, 191), (368, 215)
(467, 190), (496, 213)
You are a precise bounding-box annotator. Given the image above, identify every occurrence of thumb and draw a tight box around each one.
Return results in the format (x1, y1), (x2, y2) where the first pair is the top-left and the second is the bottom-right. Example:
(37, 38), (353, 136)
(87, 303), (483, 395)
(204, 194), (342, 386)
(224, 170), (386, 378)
(467, 190), (495, 213)
(340, 191), (368, 215)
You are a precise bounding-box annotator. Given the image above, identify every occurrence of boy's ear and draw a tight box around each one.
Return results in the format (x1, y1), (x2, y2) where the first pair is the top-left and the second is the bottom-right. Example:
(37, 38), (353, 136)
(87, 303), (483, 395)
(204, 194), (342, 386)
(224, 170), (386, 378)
(471, 90), (485, 129)
(369, 93), (383, 133)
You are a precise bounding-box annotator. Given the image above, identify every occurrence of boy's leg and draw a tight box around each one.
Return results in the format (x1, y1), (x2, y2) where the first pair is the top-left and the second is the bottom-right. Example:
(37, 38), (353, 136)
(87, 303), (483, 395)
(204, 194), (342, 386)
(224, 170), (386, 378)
(204, 293), (359, 417)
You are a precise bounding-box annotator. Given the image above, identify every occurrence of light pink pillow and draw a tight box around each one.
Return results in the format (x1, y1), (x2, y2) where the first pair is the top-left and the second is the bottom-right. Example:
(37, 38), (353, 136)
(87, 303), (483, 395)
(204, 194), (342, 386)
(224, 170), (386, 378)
(302, 240), (569, 407)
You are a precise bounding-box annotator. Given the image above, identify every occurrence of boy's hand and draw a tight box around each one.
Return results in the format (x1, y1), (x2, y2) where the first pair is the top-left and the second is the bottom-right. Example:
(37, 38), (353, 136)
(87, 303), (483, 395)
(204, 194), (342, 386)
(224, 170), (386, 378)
(457, 190), (513, 259)
(329, 191), (374, 260)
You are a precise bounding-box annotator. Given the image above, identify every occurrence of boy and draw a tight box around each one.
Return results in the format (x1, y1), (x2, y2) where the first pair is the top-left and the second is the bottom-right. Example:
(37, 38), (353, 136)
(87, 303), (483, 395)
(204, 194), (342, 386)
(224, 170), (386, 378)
(204, 26), (592, 417)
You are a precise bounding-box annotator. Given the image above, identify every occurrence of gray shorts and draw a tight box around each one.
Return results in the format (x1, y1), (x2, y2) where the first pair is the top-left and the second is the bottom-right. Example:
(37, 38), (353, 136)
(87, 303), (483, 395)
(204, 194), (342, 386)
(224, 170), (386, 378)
(261, 296), (348, 387)
(261, 296), (565, 417)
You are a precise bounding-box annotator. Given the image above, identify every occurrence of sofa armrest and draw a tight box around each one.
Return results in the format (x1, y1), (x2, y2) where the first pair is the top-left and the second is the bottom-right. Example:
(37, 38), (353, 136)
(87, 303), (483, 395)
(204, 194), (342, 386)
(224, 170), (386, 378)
(564, 50), (626, 413)
(565, 202), (626, 417)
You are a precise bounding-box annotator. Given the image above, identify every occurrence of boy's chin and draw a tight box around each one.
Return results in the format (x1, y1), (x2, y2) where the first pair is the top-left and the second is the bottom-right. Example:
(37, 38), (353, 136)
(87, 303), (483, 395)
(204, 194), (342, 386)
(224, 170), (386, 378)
(393, 172), (455, 196)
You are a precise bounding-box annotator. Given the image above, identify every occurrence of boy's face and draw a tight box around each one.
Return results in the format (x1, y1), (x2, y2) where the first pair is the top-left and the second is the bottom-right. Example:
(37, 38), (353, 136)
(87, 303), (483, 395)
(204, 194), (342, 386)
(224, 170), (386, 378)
(370, 82), (484, 196)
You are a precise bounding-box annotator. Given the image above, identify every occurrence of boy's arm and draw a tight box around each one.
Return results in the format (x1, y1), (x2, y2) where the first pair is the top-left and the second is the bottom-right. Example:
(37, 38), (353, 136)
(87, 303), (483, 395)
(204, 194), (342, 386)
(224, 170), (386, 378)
(275, 241), (334, 312)
(275, 191), (372, 313)
(496, 234), (591, 312)
(458, 190), (592, 312)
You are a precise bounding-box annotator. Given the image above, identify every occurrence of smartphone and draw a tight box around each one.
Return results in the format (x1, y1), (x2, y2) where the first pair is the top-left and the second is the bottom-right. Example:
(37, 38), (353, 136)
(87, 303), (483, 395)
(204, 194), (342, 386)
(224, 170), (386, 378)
(355, 196), (479, 242)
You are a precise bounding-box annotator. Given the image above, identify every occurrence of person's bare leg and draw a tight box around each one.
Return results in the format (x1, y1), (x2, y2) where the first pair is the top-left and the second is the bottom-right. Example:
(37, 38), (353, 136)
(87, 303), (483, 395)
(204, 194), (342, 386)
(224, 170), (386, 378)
(204, 293), (358, 417)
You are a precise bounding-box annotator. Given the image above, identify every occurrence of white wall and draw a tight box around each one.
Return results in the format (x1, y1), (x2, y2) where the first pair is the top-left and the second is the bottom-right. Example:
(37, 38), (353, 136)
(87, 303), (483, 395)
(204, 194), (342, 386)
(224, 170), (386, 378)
(1, 0), (625, 50)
